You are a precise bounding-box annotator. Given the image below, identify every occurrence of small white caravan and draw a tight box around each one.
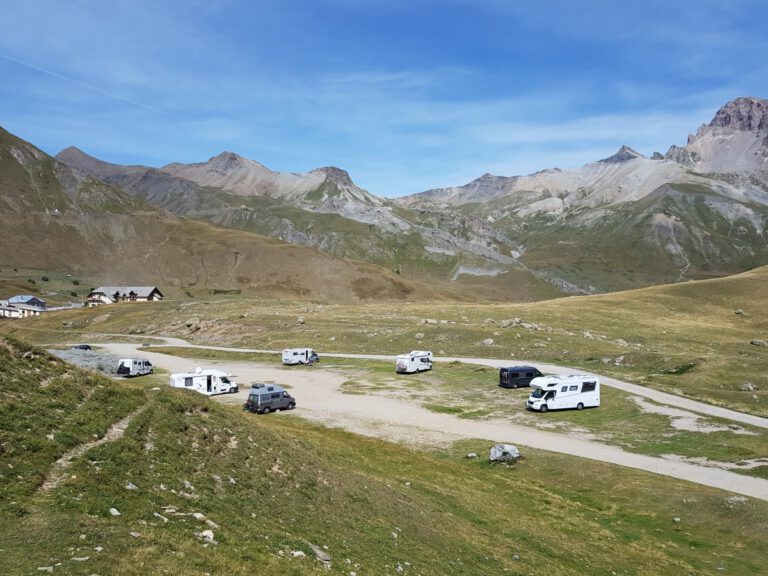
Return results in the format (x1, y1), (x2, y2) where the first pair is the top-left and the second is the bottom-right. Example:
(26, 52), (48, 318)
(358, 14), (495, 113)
(116, 358), (153, 378)
(395, 350), (433, 374)
(526, 374), (600, 412)
(169, 368), (239, 396)
(282, 348), (319, 365)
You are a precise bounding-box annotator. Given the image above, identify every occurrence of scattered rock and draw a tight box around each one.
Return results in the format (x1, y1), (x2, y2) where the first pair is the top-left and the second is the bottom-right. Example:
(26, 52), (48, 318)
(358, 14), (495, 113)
(108, 507), (121, 517)
(483, 318), (496, 325)
(582, 330), (594, 339)
(329, 336), (336, 341)
(738, 382), (757, 392)
(750, 339), (767, 346)
(200, 529), (216, 544)
(414, 333), (424, 341)
(37, 567), (54, 573)
(482, 338), (494, 346)
(130, 531), (141, 538)
(297, 316), (305, 325)
(614, 339), (628, 347)
(308, 544), (331, 569)
(153, 512), (169, 523)
(735, 309), (746, 316)
(291, 550), (306, 558)
(489, 444), (521, 463)
(466, 452), (478, 459)
(124, 482), (137, 490)
(185, 317), (199, 328)
(672, 517), (681, 524)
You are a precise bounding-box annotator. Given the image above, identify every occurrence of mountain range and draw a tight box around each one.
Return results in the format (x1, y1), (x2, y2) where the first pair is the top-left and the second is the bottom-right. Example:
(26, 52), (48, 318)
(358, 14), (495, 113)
(3, 97), (767, 301)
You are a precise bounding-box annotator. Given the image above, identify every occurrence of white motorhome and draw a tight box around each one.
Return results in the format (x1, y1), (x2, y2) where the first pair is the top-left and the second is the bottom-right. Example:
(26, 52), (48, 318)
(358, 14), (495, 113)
(282, 348), (319, 365)
(116, 358), (153, 378)
(396, 350), (433, 374)
(526, 374), (600, 412)
(169, 368), (239, 396)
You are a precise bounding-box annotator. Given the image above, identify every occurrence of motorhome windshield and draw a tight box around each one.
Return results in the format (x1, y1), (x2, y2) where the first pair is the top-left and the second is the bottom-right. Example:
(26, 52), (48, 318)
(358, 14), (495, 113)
(531, 389), (545, 399)
(221, 376), (231, 384)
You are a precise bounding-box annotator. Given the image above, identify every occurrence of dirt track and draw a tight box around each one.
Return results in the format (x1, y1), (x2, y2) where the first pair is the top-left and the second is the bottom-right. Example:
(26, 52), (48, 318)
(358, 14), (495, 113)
(99, 339), (768, 501)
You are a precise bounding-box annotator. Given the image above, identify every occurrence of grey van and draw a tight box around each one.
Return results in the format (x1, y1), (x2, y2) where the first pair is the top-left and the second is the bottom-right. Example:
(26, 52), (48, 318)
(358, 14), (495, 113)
(243, 383), (296, 414)
(499, 365), (543, 388)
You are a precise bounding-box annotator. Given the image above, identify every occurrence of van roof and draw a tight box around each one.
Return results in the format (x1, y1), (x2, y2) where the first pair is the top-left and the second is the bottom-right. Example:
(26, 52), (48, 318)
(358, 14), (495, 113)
(500, 365), (538, 371)
(249, 383), (287, 393)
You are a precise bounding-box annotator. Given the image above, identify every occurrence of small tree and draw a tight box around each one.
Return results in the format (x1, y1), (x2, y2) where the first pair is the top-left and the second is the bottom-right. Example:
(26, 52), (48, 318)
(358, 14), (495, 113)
(72, 279), (80, 285)
(42, 276), (49, 281)
(28, 278), (36, 285)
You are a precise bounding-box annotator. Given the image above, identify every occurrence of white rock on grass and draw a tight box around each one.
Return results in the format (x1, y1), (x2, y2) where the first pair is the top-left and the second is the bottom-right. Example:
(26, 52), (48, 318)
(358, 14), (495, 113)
(108, 508), (120, 516)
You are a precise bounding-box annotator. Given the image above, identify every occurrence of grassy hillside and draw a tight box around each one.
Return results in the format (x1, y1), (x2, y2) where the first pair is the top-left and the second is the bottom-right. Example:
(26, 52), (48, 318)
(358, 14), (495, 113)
(2, 336), (767, 575)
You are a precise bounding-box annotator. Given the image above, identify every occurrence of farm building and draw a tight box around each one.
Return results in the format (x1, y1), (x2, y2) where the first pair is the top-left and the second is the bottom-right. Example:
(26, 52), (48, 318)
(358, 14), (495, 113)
(87, 286), (164, 306)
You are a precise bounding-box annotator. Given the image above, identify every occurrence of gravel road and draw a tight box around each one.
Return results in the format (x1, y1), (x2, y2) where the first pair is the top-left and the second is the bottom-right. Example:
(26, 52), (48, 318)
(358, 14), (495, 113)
(76, 337), (768, 501)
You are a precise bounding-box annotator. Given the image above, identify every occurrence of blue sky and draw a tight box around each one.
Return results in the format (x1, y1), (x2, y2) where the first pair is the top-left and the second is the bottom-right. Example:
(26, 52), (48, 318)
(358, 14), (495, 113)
(2, 0), (767, 197)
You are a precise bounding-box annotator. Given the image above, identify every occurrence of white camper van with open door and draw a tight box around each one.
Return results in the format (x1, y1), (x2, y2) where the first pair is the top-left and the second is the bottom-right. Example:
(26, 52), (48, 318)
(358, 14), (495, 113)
(395, 350), (433, 374)
(526, 374), (600, 412)
(169, 368), (239, 396)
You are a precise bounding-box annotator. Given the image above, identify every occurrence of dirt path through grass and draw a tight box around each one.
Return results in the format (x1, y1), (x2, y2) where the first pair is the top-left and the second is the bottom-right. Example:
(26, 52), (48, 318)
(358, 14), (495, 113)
(39, 405), (147, 493)
(100, 341), (768, 501)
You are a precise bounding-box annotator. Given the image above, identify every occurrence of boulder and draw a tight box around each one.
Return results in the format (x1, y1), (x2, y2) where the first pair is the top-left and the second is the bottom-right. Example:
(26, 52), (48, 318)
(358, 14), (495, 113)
(483, 338), (494, 346)
(489, 444), (521, 463)
(750, 339), (767, 346)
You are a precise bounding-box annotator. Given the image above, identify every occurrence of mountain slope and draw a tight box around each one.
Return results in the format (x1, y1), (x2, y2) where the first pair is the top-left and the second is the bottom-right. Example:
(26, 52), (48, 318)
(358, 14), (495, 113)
(2, 127), (446, 303)
(56, 146), (558, 301)
(395, 97), (768, 292)
(53, 97), (768, 296)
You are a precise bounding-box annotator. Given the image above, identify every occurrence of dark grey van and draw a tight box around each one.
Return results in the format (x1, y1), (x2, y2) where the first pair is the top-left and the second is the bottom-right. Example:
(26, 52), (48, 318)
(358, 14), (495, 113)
(499, 365), (543, 388)
(243, 383), (296, 414)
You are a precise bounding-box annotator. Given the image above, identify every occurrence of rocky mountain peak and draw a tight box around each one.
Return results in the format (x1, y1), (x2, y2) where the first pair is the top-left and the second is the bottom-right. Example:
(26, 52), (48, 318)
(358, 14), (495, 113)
(709, 97), (768, 132)
(599, 145), (645, 163)
(312, 166), (354, 187)
(209, 151), (245, 172)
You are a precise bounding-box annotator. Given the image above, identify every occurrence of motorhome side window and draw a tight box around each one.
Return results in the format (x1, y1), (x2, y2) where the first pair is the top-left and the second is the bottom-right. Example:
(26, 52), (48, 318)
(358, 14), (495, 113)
(582, 381), (597, 392)
(271, 393), (280, 400)
(561, 386), (568, 392)
(184, 377), (193, 387)
(569, 385), (578, 391)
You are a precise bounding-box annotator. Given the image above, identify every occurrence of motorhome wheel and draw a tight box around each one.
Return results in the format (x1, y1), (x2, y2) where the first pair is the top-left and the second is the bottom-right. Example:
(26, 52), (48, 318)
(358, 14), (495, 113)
(540, 404), (548, 413)
(262, 407), (270, 415)
(577, 402), (584, 410)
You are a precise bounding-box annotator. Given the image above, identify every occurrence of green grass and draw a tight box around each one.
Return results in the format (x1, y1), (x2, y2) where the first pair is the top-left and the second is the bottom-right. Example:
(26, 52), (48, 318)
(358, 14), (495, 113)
(2, 337), (768, 575)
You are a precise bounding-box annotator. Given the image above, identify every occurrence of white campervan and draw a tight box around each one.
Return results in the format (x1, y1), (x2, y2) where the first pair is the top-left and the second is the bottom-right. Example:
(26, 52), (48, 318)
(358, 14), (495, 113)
(282, 348), (319, 365)
(396, 350), (433, 374)
(116, 358), (153, 378)
(169, 368), (239, 396)
(526, 374), (600, 412)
